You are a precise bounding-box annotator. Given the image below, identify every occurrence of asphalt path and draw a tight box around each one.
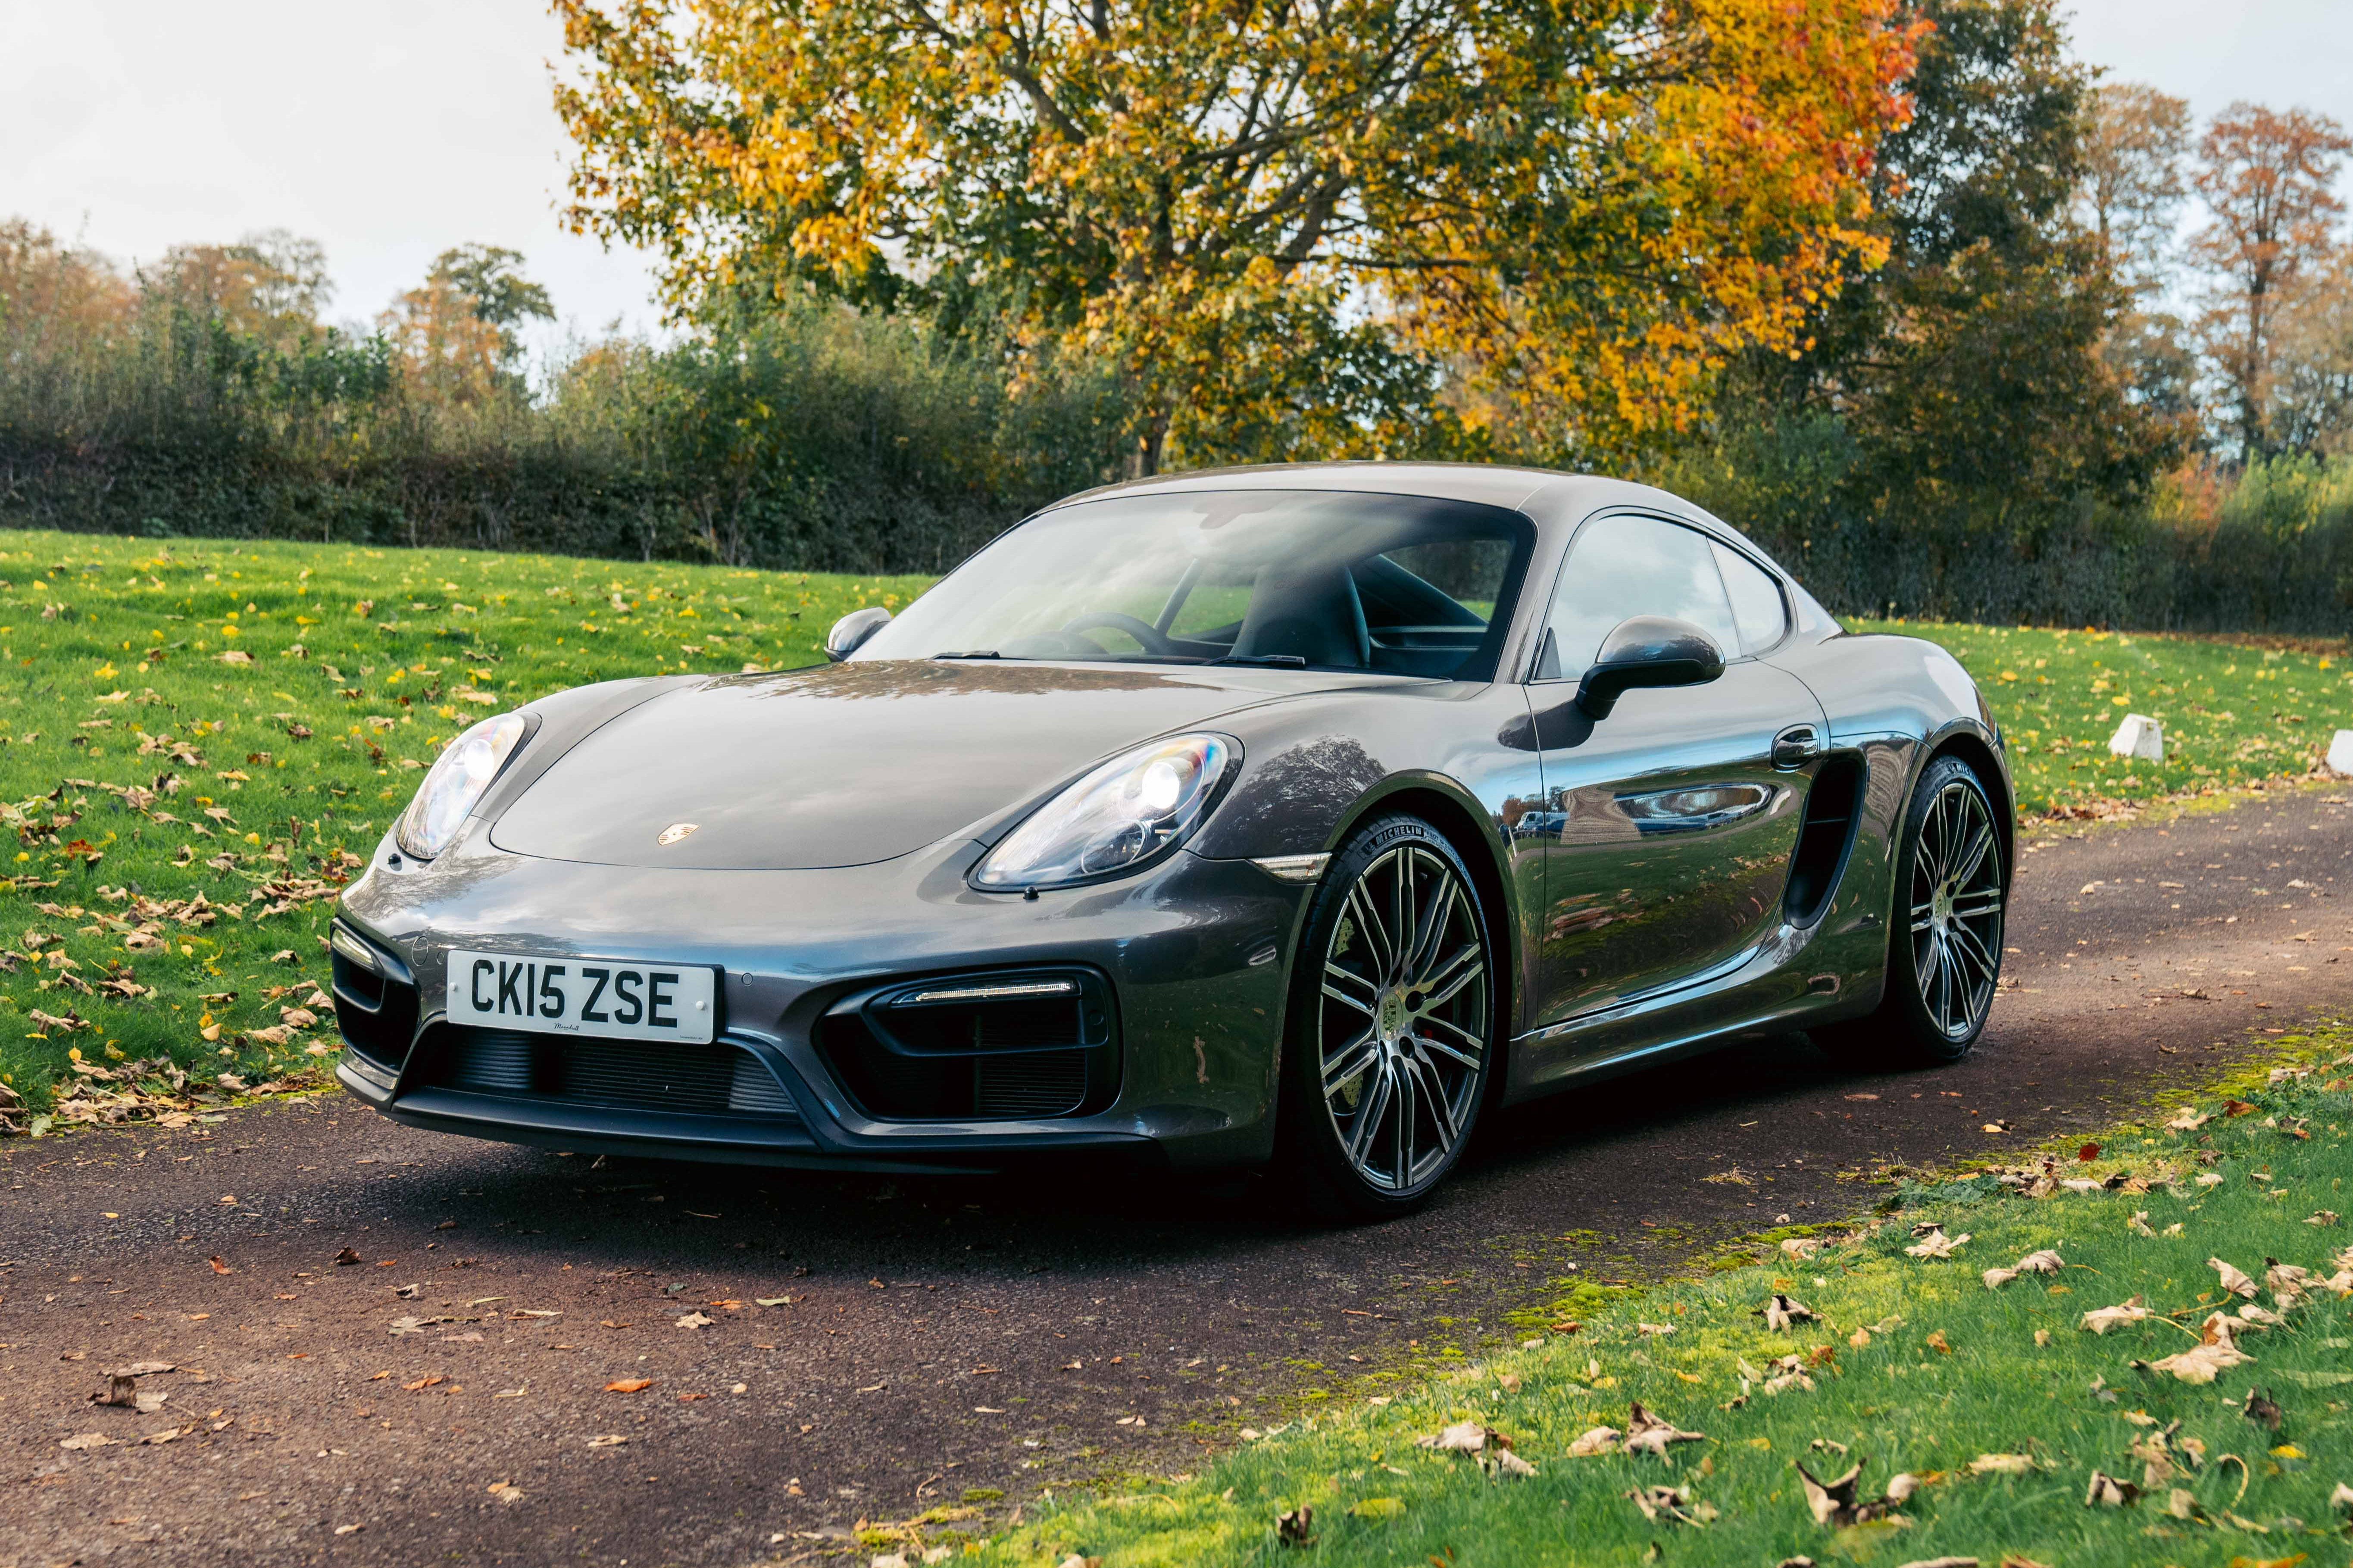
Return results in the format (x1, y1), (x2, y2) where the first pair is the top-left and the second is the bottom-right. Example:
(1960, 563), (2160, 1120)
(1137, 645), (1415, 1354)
(7, 784), (2353, 1566)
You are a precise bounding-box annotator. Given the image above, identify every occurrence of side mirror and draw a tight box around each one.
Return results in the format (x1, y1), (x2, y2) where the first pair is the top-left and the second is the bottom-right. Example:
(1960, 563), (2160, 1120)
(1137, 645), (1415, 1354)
(1575, 615), (1724, 720)
(825, 606), (892, 662)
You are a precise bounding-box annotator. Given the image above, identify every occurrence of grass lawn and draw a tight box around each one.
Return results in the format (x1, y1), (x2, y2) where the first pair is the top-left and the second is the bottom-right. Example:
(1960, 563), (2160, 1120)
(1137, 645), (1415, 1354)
(0, 525), (2341, 1128)
(974, 1033), (2353, 1568)
(1858, 618), (2351, 820)
(0, 526), (924, 1129)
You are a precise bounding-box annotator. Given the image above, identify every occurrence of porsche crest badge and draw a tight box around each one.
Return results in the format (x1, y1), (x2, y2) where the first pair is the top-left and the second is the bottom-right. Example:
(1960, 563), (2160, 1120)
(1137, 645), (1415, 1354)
(656, 822), (699, 847)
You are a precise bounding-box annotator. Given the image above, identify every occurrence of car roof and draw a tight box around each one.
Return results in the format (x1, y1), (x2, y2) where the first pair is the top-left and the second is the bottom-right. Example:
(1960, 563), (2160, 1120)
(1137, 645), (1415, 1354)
(1037, 461), (1716, 532)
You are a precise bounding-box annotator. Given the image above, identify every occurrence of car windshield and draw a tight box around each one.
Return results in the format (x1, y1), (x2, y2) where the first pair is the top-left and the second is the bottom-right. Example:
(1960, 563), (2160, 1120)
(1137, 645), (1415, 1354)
(853, 489), (1532, 679)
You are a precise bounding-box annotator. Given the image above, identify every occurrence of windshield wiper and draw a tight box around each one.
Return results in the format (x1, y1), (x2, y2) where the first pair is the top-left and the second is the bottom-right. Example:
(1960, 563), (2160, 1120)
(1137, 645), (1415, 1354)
(1209, 653), (1307, 668)
(933, 650), (1002, 660)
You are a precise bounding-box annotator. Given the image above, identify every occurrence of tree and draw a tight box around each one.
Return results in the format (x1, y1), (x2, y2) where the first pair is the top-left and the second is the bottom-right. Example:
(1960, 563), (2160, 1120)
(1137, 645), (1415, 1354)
(426, 244), (556, 366)
(2191, 103), (2352, 456)
(147, 229), (331, 344)
(378, 279), (510, 406)
(2271, 253), (2353, 453)
(1723, 0), (2179, 541)
(553, 0), (1922, 473)
(0, 219), (135, 355)
(2077, 84), (2197, 425)
(2079, 83), (2191, 296)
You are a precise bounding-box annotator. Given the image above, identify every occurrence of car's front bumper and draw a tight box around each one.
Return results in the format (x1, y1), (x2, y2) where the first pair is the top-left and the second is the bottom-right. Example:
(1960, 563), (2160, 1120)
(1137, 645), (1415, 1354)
(331, 827), (1306, 1173)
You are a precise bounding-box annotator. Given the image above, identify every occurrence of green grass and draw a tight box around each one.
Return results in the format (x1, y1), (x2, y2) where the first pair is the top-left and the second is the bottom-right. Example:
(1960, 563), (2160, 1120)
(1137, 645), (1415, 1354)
(1859, 618), (2350, 818)
(0, 528), (2342, 1125)
(975, 1031), (2353, 1567)
(0, 526), (924, 1125)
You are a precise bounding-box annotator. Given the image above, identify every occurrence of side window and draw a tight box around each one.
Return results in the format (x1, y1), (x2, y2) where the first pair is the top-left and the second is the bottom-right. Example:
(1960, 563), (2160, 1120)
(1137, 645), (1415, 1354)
(1538, 515), (1737, 679)
(1711, 541), (1788, 653)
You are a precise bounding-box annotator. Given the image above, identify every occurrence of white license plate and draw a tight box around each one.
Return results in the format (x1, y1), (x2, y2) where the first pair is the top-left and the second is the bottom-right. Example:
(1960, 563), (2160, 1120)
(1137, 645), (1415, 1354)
(444, 950), (718, 1044)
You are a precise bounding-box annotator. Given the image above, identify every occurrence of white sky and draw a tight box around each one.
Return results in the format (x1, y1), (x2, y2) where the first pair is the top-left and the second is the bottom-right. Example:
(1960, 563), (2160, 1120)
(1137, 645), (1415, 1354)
(0, 0), (2347, 366)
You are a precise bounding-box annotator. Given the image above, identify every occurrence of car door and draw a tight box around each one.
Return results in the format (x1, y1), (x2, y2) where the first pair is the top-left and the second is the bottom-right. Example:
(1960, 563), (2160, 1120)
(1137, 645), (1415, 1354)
(1526, 512), (1827, 1027)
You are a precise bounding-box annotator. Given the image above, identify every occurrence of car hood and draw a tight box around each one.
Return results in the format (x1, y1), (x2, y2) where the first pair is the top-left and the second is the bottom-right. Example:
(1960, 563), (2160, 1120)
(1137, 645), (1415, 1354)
(488, 659), (1349, 870)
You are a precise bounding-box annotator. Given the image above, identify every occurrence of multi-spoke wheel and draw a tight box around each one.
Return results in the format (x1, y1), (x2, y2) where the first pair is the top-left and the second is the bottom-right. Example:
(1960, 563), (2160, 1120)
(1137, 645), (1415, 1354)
(1814, 754), (2008, 1068)
(1279, 814), (1497, 1217)
(1908, 769), (2005, 1041)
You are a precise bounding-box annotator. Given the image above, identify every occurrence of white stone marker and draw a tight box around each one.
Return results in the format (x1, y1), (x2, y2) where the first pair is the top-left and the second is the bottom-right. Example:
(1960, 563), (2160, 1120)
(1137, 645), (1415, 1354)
(2328, 729), (2353, 777)
(2107, 712), (2163, 763)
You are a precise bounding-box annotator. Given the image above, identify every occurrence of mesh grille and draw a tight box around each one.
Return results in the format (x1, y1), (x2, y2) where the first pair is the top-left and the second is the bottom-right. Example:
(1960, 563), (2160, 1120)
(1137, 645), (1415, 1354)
(422, 1027), (798, 1121)
(975, 1051), (1089, 1118)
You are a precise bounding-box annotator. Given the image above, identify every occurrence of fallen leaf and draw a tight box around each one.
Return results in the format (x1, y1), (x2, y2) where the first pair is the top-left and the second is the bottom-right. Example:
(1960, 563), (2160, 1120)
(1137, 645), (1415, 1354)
(1793, 1459), (1910, 1526)
(59, 1432), (114, 1451)
(1759, 1293), (1818, 1332)
(2080, 1296), (2150, 1334)
(1925, 1330), (1953, 1355)
(1969, 1453), (2038, 1475)
(586, 1434), (628, 1447)
(207, 1255), (233, 1275)
(2083, 1468), (2141, 1507)
(334, 1247), (363, 1266)
(1624, 1484), (1714, 1526)
(1419, 1421), (1490, 1454)
(2139, 1315), (2256, 1383)
(2211, 1258), (2259, 1299)
(1275, 1505), (1314, 1546)
(605, 1379), (653, 1393)
(486, 1481), (525, 1505)
(673, 1312), (714, 1330)
(1904, 1226), (1970, 1260)
(1566, 1426), (1623, 1457)
(1622, 1401), (1705, 1459)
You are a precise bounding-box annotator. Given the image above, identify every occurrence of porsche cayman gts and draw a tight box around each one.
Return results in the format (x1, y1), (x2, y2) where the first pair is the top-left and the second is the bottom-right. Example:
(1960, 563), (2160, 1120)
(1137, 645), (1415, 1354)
(332, 464), (2011, 1215)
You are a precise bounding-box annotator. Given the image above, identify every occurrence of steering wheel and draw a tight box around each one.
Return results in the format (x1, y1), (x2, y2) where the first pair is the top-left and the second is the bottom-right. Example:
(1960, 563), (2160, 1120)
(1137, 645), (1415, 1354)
(1059, 612), (1178, 656)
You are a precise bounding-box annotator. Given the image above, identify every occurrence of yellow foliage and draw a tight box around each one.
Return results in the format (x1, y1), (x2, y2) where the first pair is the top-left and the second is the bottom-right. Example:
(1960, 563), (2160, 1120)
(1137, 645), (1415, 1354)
(554, 0), (1921, 464)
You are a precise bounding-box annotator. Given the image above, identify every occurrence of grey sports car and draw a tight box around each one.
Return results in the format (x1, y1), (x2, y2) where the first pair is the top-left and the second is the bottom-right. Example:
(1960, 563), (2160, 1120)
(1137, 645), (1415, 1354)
(332, 463), (2010, 1215)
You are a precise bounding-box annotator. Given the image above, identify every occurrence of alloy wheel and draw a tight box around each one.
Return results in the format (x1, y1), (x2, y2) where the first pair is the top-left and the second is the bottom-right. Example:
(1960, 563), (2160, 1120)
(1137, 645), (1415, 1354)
(1316, 843), (1489, 1194)
(1908, 778), (2005, 1040)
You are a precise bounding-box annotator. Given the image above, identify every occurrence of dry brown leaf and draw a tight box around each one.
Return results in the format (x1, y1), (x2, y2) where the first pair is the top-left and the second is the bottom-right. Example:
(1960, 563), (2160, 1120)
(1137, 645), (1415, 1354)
(2083, 1469), (2141, 1507)
(605, 1379), (653, 1393)
(2080, 1296), (2150, 1334)
(1566, 1426), (1622, 1457)
(1904, 1226), (1970, 1259)
(1622, 1401), (1705, 1459)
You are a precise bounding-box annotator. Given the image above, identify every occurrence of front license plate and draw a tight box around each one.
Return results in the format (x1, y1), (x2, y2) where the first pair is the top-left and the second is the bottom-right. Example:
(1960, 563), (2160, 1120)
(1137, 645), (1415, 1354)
(444, 950), (718, 1044)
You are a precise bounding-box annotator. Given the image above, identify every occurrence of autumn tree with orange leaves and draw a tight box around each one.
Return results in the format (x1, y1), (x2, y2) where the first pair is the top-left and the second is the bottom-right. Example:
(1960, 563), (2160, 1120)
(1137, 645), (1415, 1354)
(2191, 104), (2353, 456)
(553, 0), (1922, 474)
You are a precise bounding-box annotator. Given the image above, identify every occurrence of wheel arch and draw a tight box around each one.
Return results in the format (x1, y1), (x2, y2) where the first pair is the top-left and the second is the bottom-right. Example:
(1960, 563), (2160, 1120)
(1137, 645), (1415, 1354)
(1322, 772), (1522, 1053)
(1919, 726), (2016, 890)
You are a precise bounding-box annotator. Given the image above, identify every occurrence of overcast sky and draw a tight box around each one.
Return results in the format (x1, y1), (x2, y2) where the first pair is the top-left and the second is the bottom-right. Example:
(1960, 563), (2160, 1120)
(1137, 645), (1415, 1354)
(2, 0), (2348, 365)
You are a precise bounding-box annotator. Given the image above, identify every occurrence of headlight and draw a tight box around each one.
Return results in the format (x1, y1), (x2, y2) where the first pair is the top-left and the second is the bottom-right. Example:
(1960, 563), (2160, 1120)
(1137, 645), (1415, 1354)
(973, 734), (1236, 890)
(397, 712), (530, 861)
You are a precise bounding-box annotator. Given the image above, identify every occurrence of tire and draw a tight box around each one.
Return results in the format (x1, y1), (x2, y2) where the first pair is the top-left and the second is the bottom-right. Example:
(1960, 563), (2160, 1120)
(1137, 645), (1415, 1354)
(1814, 753), (2008, 1069)
(1276, 813), (1500, 1219)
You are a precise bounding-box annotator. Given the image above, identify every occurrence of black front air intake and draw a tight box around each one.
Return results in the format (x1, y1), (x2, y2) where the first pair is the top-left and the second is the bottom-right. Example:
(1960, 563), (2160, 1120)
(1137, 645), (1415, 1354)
(814, 968), (1117, 1122)
(407, 1025), (800, 1121)
(330, 925), (419, 1073)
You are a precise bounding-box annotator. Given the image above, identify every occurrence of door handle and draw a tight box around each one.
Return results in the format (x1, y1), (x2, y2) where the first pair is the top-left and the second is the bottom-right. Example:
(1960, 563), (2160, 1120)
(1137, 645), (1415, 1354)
(1772, 724), (1823, 770)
